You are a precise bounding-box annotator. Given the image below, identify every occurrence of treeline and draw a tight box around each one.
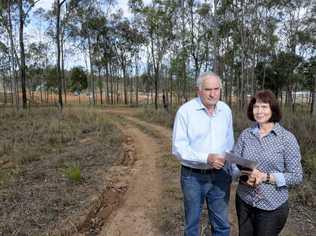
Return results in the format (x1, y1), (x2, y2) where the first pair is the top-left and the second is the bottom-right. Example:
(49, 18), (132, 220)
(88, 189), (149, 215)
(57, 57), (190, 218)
(0, 0), (315, 113)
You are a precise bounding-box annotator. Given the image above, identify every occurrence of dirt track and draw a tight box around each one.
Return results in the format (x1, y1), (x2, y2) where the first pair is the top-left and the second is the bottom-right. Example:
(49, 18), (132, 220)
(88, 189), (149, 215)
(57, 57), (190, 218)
(99, 124), (163, 235)
(95, 107), (239, 235)
(81, 106), (311, 236)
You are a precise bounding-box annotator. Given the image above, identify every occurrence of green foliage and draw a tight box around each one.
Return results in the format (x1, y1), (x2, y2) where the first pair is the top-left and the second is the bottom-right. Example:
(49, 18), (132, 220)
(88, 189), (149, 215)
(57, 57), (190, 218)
(297, 57), (316, 90)
(70, 66), (88, 92)
(255, 52), (304, 95)
(63, 163), (81, 182)
(46, 66), (58, 89)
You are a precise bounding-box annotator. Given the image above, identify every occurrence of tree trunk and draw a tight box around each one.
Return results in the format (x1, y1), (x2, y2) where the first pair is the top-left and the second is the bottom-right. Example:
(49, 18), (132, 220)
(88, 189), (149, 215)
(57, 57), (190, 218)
(154, 69), (159, 109)
(98, 68), (103, 104)
(129, 72), (133, 105)
(105, 62), (110, 104)
(170, 73), (173, 110)
(116, 74), (119, 104)
(61, 30), (67, 104)
(212, 0), (220, 75)
(311, 77), (316, 115)
(19, 0), (27, 109)
(239, 1), (246, 109)
(135, 57), (139, 106)
(87, 35), (96, 105)
(56, 0), (64, 109)
(7, 2), (19, 108)
(122, 65), (128, 105)
(110, 63), (114, 104)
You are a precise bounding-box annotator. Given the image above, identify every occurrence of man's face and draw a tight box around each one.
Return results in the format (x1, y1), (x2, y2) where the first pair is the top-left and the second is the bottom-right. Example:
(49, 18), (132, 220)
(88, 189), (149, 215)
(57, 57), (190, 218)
(198, 76), (221, 109)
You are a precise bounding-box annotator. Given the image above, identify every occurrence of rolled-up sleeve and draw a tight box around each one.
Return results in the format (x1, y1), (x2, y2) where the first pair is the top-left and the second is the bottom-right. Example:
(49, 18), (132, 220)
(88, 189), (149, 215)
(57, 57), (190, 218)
(274, 134), (303, 187)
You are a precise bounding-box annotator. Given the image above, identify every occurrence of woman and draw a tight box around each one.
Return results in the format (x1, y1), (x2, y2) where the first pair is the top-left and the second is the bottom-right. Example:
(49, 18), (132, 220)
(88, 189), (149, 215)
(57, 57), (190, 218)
(233, 90), (303, 236)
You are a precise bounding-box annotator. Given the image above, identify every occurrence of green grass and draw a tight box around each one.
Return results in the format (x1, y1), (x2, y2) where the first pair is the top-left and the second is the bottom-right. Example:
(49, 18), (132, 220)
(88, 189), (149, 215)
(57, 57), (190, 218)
(63, 163), (81, 182)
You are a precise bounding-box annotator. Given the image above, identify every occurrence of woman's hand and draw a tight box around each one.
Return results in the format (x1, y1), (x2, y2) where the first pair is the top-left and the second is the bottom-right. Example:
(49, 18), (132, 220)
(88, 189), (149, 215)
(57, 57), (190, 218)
(240, 169), (267, 187)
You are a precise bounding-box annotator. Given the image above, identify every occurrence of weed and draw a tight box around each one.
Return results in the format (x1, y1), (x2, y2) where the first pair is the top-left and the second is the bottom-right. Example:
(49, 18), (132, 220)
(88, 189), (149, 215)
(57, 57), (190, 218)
(63, 163), (81, 182)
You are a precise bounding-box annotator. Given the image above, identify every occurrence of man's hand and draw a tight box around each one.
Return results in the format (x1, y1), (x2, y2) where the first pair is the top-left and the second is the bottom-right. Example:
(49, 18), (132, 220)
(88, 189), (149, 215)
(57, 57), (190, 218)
(207, 154), (225, 170)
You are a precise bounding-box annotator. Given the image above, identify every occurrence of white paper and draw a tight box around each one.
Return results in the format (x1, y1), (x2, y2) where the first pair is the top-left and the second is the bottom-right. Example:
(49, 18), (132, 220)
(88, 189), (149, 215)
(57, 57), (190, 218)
(224, 152), (258, 170)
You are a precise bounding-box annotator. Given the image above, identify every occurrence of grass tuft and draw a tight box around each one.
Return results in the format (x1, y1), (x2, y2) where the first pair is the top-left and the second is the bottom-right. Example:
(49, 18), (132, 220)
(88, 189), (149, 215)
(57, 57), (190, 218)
(63, 163), (81, 182)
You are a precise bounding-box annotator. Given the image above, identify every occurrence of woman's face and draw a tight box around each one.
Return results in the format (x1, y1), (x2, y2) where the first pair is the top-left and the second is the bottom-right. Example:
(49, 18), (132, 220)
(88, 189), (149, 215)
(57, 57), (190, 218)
(253, 101), (272, 125)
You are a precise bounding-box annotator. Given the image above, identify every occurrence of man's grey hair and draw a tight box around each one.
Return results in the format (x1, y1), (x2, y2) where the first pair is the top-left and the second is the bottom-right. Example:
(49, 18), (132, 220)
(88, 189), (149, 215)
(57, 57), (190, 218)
(196, 71), (222, 90)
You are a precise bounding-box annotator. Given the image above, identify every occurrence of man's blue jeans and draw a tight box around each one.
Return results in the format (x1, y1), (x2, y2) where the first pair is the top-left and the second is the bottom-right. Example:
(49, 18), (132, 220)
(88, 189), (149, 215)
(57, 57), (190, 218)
(181, 165), (231, 236)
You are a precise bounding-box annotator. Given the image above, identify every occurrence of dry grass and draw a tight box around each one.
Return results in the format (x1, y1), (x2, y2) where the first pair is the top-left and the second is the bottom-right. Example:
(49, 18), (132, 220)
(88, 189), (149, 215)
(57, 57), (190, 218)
(0, 107), (124, 235)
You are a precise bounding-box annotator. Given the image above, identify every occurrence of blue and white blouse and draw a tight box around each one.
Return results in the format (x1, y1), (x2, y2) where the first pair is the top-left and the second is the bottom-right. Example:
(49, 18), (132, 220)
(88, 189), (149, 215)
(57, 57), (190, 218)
(233, 123), (303, 210)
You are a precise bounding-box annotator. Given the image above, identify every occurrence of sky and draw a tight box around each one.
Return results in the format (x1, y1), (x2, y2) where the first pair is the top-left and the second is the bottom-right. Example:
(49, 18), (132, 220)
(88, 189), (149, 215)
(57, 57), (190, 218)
(34, 0), (144, 16)
(27, 0), (151, 69)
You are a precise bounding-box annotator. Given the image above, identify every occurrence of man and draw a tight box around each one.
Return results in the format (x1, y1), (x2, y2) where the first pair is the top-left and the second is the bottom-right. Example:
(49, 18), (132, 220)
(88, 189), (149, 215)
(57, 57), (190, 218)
(172, 72), (234, 236)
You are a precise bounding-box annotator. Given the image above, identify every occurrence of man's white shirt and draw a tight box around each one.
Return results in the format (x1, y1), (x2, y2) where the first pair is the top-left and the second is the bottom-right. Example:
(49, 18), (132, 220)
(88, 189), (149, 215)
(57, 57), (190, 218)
(172, 97), (234, 169)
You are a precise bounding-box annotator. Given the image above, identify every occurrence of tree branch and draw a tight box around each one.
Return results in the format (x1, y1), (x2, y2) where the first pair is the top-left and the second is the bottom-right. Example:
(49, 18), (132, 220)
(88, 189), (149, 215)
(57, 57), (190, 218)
(23, 0), (41, 23)
(59, 0), (67, 7)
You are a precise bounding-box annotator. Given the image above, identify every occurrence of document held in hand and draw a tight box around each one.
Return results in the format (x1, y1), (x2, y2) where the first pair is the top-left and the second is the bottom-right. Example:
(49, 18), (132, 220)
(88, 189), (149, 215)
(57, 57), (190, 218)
(224, 152), (258, 170)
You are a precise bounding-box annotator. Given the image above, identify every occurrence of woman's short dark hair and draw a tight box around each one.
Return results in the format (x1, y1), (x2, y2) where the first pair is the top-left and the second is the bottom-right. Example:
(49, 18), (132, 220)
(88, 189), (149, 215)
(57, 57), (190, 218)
(247, 90), (282, 122)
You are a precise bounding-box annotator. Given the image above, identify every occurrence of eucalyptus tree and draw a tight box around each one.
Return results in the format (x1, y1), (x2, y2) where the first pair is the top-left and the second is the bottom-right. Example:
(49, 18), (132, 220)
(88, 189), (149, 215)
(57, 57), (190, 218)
(252, 1), (279, 91)
(187, 1), (211, 80)
(130, 0), (175, 109)
(56, 0), (77, 104)
(17, 0), (40, 109)
(95, 20), (115, 104)
(217, 0), (280, 106)
(55, 0), (72, 109)
(26, 42), (48, 102)
(111, 13), (144, 105)
(0, 41), (11, 104)
(66, 0), (116, 105)
(89, 14), (112, 104)
(111, 15), (132, 104)
(0, 1), (24, 106)
(41, 0), (75, 105)
(277, 0), (314, 106)
(309, 57), (316, 115)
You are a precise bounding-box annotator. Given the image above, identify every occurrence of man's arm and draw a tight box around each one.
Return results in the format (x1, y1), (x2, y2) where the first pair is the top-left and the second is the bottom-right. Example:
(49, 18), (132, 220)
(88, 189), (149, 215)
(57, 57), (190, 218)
(226, 109), (235, 152)
(172, 110), (209, 165)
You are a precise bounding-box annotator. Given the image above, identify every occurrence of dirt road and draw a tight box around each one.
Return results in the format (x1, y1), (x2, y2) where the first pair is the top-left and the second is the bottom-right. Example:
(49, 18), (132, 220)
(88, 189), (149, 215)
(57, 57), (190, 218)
(99, 124), (163, 235)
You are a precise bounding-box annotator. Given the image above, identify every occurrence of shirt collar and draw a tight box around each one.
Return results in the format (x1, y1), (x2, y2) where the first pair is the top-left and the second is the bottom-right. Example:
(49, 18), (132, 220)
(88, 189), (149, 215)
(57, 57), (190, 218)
(250, 122), (282, 136)
(195, 97), (222, 114)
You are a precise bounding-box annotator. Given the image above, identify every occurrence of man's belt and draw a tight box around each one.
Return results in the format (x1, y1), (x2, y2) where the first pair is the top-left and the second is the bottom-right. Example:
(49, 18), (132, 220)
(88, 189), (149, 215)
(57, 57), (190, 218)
(182, 165), (213, 174)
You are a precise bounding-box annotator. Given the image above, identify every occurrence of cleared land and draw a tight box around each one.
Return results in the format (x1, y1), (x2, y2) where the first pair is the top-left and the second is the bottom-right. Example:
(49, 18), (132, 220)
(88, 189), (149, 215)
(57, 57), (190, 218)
(0, 106), (314, 235)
